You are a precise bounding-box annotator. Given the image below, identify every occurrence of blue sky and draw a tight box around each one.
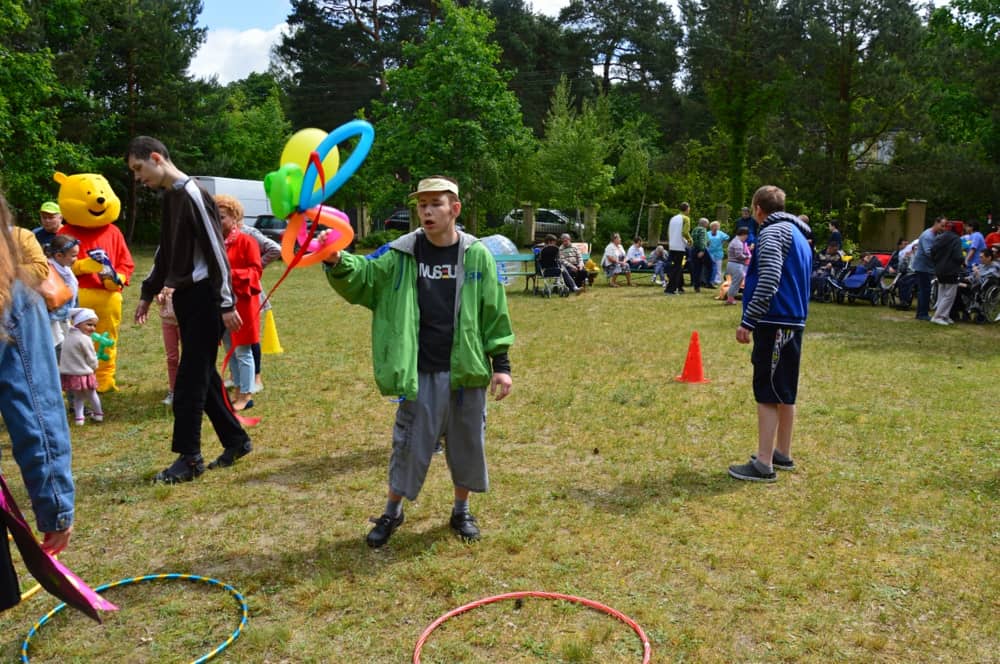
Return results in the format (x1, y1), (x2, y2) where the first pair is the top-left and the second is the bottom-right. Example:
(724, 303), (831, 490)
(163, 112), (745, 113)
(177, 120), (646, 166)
(198, 0), (292, 32)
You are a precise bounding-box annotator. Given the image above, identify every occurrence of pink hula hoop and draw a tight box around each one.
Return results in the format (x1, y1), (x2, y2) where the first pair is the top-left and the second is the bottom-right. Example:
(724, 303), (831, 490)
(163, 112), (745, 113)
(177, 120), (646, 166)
(413, 590), (651, 663)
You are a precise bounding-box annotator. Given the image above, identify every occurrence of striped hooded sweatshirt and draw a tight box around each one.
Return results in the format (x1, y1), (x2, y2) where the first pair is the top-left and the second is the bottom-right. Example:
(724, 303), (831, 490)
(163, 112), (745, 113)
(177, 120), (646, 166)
(741, 212), (813, 330)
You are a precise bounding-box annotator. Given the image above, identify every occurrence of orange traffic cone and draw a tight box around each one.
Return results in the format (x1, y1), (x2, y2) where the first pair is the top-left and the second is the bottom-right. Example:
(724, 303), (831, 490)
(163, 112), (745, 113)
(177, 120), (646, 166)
(675, 331), (710, 383)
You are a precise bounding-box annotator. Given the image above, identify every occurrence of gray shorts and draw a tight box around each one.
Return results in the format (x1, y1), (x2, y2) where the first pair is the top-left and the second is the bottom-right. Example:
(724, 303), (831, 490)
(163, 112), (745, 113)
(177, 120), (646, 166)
(389, 371), (488, 501)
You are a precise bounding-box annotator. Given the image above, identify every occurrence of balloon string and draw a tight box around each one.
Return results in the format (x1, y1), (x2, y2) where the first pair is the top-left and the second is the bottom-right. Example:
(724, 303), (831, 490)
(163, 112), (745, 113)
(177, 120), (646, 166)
(222, 150), (329, 424)
(259, 150), (327, 310)
(220, 341), (260, 427)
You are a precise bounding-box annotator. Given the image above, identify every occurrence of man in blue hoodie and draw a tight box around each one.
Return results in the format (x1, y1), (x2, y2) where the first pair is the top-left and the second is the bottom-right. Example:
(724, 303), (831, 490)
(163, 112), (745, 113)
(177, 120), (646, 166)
(728, 186), (812, 483)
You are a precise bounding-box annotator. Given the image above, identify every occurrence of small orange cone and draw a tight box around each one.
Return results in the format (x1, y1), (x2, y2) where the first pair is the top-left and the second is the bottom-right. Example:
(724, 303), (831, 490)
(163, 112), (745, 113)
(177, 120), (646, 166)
(675, 331), (710, 383)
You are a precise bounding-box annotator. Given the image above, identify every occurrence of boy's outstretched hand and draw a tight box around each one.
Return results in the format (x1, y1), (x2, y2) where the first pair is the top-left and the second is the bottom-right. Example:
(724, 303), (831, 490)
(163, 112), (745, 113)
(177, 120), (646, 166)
(490, 372), (512, 401)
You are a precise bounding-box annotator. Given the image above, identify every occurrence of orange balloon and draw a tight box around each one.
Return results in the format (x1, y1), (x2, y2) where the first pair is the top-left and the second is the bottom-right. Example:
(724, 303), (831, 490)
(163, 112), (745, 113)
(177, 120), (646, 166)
(281, 206), (354, 267)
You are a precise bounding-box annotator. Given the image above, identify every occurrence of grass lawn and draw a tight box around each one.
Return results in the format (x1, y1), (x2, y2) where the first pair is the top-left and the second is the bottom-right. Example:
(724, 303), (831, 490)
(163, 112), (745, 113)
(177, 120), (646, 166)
(1, 250), (997, 663)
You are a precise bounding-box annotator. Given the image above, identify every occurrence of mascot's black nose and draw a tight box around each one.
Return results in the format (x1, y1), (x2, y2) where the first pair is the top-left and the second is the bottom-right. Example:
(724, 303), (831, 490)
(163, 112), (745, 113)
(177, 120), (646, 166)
(97, 197), (106, 205)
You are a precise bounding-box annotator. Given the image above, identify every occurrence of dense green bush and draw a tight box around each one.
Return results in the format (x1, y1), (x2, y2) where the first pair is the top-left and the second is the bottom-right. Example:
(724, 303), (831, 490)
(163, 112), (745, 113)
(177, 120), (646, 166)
(593, 207), (635, 249)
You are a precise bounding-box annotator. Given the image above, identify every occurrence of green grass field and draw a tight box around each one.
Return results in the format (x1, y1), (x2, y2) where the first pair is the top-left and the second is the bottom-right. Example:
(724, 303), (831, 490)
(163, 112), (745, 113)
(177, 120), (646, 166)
(1, 251), (997, 663)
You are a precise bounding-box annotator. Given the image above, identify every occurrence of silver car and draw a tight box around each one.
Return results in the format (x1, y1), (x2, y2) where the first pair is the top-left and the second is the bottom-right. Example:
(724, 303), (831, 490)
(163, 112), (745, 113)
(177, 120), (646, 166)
(503, 208), (584, 240)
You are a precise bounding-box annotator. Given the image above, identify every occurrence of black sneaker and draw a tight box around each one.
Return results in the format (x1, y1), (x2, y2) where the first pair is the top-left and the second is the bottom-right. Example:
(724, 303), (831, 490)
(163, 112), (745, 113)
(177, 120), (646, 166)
(153, 454), (205, 484)
(366, 512), (404, 548)
(728, 459), (777, 483)
(751, 451), (795, 471)
(449, 512), (481, 542)
(208, 440), (253, 469)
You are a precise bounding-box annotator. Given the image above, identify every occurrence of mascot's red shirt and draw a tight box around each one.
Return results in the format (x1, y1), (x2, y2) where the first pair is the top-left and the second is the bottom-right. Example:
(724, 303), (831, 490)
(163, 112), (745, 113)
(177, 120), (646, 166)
(59, 224), (135, 290)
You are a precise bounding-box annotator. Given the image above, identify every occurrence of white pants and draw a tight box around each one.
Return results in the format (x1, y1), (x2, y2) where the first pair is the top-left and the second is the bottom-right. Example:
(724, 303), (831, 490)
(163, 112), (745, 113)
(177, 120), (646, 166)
(933, 282), (959, 321)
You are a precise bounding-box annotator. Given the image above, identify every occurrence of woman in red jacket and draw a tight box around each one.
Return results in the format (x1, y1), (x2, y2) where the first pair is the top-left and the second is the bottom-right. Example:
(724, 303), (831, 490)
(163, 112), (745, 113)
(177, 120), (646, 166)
(215, 195), (262, 410)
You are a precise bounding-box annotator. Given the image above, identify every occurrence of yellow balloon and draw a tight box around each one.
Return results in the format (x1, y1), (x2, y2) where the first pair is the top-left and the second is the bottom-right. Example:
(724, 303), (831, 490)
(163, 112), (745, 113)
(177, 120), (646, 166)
(280, 128), (340, 192)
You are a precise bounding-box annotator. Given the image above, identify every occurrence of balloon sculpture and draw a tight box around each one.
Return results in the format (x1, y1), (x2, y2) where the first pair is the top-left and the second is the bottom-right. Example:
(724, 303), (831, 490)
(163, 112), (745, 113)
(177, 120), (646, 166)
(263, 121), (375, 268)
(223, 121), (373, 428)
(90, 332), (115, 362)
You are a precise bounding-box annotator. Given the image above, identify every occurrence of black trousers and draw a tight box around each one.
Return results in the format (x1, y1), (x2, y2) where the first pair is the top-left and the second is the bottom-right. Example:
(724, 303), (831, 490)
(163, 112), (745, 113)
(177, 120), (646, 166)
(171, 281), (249, 456)
(666, 250), (686, 292)
(688, 251), (707, 290)
(0, 523), (20, 612)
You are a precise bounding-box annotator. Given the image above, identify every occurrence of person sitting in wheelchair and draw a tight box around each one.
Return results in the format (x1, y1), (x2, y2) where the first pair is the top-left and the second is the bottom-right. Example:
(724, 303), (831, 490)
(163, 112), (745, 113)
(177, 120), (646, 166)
(963, 247), (999, 321)
(538, 235), (578, 295)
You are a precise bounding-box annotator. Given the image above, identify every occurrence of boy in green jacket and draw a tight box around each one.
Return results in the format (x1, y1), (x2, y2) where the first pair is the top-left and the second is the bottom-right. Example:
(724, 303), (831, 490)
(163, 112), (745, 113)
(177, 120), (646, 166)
(322, 176), (514, 547)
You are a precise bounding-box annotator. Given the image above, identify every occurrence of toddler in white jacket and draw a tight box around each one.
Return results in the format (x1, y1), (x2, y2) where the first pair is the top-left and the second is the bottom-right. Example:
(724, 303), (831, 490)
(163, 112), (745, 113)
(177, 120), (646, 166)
(59, 308), (103, 425)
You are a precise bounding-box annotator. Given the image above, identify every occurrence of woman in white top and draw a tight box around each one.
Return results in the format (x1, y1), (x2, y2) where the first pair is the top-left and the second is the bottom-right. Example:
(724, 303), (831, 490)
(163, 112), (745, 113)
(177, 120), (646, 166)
(601, 233), (632, 287)
(626, 237), (648, 270)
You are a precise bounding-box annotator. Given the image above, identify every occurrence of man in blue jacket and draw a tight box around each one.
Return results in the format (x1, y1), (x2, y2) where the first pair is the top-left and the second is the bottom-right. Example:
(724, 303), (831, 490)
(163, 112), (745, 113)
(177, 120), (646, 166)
(729, 186), (812, 483)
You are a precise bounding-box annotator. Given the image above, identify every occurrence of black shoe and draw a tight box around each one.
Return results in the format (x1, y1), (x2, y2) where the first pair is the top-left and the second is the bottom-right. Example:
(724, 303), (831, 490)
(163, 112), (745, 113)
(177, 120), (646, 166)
(154, 454), (205, 484)
(751, 451), (795, 471)
(728, 459), (777, 483)
(449, 511), (481, 542)
(208, 440), (253, 469)
(366, 512), (404, 548)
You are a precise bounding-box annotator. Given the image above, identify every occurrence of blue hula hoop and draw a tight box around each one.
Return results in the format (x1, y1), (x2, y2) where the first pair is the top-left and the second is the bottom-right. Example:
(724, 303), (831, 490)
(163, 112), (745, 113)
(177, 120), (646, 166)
(20, 572), (249, 664)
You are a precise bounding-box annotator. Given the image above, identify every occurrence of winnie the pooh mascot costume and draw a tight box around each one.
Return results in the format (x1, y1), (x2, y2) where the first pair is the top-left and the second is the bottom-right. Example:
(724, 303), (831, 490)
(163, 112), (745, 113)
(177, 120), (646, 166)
(55, 172), (135, 392)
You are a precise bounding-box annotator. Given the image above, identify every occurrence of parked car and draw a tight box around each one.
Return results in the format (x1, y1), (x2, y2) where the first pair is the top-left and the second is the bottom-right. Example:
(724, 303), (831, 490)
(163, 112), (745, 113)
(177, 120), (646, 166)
(502, 208), (584, 240)
(252, 214), (288, 242)
(383, 208), (411, 231)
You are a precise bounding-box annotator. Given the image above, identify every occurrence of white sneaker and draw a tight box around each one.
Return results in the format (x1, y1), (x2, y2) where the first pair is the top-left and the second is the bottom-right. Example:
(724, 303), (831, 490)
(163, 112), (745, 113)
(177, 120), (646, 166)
(162, 392), (173, 405)
(224, 379), (235, 388)
(930, 317), (950, 326)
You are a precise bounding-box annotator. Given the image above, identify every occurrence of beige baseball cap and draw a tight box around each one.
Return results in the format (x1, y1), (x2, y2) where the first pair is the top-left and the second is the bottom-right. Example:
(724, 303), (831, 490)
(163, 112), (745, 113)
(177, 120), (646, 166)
(409, 177), (458, 198)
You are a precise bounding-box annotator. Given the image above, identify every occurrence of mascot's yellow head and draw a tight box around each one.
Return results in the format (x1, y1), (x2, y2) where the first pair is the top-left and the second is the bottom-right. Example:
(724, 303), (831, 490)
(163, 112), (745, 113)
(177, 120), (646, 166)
(54, 172), (121, 229)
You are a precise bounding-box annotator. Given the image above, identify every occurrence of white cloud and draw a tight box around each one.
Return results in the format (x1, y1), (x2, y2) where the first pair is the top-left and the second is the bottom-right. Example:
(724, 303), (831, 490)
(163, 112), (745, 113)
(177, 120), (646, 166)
(189, 24), (288, 84)
(529, 0), (568, 17)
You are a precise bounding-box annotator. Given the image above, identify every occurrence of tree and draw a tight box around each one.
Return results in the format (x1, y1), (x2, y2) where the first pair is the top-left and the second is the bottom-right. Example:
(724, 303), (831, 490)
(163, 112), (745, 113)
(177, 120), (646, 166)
(561, 0), (680, 92)
(773, 0), (924, 214)
(369, 0), (531, 223)
(0, 0), (83, 218)
(275, 0), (384, 129)
(868, 0), (1000, 220)
(486, 0), (595, 136)
(82, 0), (209, 240)
(199, 75), (291, 179)
(681, 0), (783, 216)
(530, 78), (616, 213)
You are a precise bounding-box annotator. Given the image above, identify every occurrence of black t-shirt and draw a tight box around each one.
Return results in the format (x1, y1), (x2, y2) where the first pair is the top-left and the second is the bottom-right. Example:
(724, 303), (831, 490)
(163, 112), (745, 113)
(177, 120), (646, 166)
(414, 234), (460, 372)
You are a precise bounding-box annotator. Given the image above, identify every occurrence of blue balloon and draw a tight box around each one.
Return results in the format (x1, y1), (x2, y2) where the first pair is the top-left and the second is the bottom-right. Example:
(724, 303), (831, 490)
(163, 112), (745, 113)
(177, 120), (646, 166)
(298, 120), (375, 212)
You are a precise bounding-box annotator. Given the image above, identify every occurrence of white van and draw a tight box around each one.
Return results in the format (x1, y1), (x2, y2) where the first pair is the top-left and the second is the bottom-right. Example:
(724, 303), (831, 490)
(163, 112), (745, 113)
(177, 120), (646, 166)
(192, 176), (271, 226)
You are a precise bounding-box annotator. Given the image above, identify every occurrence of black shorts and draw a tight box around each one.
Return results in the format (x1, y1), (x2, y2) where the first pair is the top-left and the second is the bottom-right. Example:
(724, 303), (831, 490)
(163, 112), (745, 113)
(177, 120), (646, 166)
(751, 325), (803, 405)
